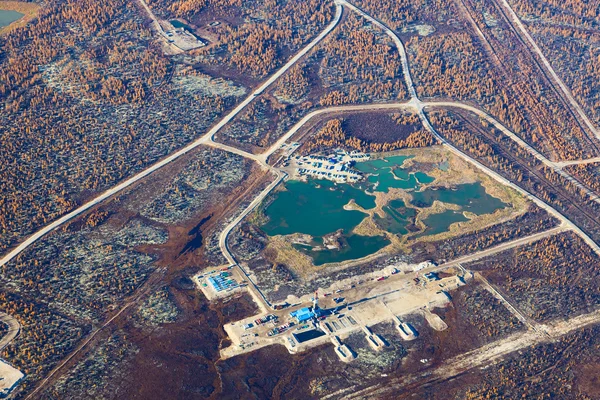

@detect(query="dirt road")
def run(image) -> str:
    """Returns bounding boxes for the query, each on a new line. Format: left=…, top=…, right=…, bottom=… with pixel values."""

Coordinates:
left=338, top=0, right=600, bottom=257
left=493, top=0, right=600, bottom=139
left=0, top=3, right=342, bottom=269
left=7, top=3, right=600, bottom=397
left=554, top=157, right=600, bottom=168
left=0, top=313, right=20, bottom=352
left=342, top=307, right=600, bottom=400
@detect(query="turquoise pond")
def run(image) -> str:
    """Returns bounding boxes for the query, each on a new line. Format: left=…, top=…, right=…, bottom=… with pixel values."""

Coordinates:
left=261, top=155, right=507, bottom=265
left=170, top=19, right=192, bottom=30
left=416, top=210, right=470, bottom=238
left=261, top=179, right=376, bottom=237
left=411, top=182, right=507, bottom=215
left=355, top=155, right=434, bottom=192
left=0, top=10, right=24, bottom=28
left=293, top=234, right=390, bottom=266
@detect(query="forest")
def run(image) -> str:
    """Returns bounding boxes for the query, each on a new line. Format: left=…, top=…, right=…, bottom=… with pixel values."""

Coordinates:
left=353, top=0, right=599, bottom=161
left=416, top=206, right=559, bottom=263
left=301, top=117, right=434, bottom=154
left=467, top=231, right=600, bottom=322
left=215, top=11, right=410, bottom=152
left=0, top=291, right=89, bottom=397
left=185, top=0, right=333, bottom=78
left=2, top=0, right=600, bottom=397
left=0, top=0, right=218, bottom=252
left=565, top=163, right=600, bottom=195
left=0, top=0, right=337, bottom=253
left=508, top=0, right=600, bottom=126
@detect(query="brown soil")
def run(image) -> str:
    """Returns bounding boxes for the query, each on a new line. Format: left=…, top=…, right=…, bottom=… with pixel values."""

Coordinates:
left=576, top=363, right=600, bottom=398
left=115, top=290, right=261, bottom=399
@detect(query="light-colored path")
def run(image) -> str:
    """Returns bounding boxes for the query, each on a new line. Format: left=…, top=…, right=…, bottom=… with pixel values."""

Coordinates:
left=136, top=0, right=165, bottom=35
left=217, top=170, right=286, bottom=310
left=206, top=141, right=263, bottom=165
left=425, top=101, right=600, bottom=202
left=555, top=157, right=600, bottom=168
left=494, top=0, right=600, bottom=139
left=218, top=170, right=285, bottom=266
left=11, top=2, right=600, bottom=396
left=439, top=225, right=567, bottom=269
left=474, top=270, right=545, bottom=334
left=0, top=313, right=20, bottom=352
left=338, top=0, right=416, bottom=99
left=0, top=3, right=342, bottom=269
left=341, top=307, right=600, bottom=400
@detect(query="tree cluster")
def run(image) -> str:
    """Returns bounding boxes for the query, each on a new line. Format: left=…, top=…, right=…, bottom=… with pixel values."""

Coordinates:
left=302, top=118, right=434, bottom=154
left=0, top=0, right=235, bottom=251
left=318, top=13, right=407, bottom=105
left=0, top=292, right=87, bottom=392
left=193, top=0, right=334, bottom=77
left=566, top=163, right=600, bottom=195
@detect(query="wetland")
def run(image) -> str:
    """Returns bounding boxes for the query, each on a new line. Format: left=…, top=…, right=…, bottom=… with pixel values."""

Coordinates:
left=259, top=150, right=512, bottom=266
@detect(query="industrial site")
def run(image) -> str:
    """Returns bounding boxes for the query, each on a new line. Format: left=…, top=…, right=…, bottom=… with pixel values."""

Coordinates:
left=3, top=0, right=600, bottom=398
left=194, top=139, right=559, bottom=370
left=212, top=261, right=464, bottom=362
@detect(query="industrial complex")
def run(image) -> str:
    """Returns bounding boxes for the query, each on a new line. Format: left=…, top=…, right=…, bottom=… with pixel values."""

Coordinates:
left=198, top=259, right=471, bottom=363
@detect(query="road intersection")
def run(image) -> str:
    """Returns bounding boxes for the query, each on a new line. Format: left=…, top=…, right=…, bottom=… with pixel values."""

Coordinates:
left=7, top=1, right=600, bottom=397
left=3, top=0, right=600, bottom=270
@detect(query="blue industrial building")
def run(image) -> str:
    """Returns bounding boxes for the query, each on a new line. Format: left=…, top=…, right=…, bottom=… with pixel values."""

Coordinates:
left=208, top=274, right=238, bottom=292
left=290, top=307, right=315, bottom=323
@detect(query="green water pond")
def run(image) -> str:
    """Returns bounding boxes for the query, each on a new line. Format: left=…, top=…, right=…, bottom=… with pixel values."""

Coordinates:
left=0, top=10, right=24, bottom=28
left=294, top=234, right=390, bottom=266
left=261, top=155, right=507, bottom=265
left=261, top=179, right=375, bottom=237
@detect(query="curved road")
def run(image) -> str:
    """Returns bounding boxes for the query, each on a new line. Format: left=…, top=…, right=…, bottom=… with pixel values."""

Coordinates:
left=0, top=2, right=343, bottom=269
left=216, top=169, right=286, bottom=309
left=216, top=0, right=600, bottom=313
left=342, top=0, right=600, bottom=256
left=6, top=3, right=600, bottom=396
left=0, top=313, right=20, bottom=352
left=338, top=0, right=417, bottom=99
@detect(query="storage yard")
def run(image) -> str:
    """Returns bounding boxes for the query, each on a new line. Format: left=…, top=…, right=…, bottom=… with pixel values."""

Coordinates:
left=216, top=261, right=471, bottom=361
left=194, top=266, right=248, bottom=301
left=163, top=26, right=205, bottom=51
left=286, top=149, right=368, bottom=183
